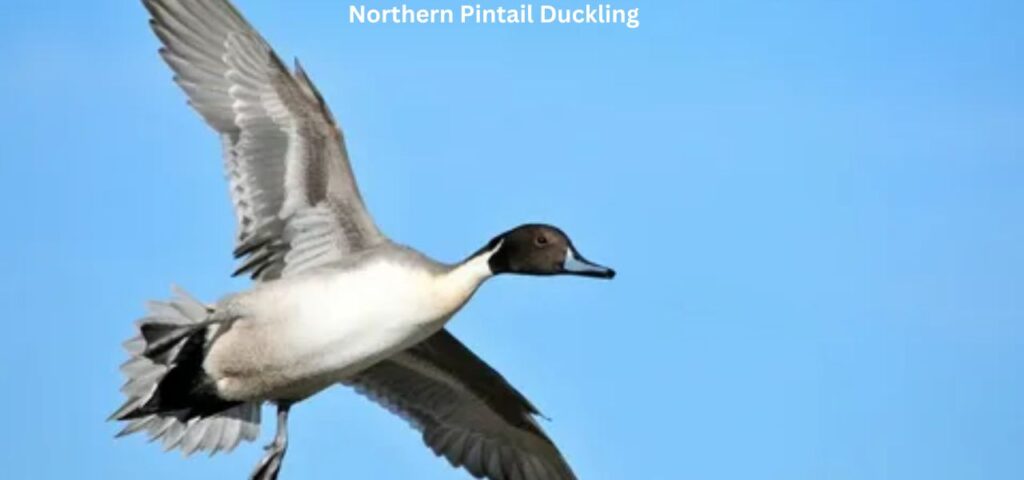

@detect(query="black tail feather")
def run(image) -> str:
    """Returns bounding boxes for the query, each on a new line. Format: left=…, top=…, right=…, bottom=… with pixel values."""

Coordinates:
left=111, top=287, right=262, bottom=454
left=116, top=324, right=239, bottom=421
left=140, top=323, right=197, bottom=364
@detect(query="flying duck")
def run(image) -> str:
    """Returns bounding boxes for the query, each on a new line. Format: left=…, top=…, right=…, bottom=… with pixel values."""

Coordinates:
left=111, top=1, right=615, bottom=479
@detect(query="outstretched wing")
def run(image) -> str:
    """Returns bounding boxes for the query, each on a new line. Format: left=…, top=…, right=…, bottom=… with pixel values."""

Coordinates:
left=349, top=330, right=578, bottom=480
left=143, top=0, right=383, bottom=280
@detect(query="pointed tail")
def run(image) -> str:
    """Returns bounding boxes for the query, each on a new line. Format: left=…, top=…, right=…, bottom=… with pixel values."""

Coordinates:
left=110, top=287, right=261, bottom=455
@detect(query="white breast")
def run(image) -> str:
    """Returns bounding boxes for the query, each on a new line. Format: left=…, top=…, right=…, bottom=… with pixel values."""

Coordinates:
left=207, top=256, right=492, bottom=401
left=284, top=262, right=455, bottom=355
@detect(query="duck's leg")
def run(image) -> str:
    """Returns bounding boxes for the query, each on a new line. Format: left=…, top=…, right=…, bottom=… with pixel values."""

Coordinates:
left=250, top=402, right=292, bottom=480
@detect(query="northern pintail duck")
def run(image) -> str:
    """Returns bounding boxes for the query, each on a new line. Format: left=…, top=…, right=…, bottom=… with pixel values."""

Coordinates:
left=112, top=1, right=615, bottom=479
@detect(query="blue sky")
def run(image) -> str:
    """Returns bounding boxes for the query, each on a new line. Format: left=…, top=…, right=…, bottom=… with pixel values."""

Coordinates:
left=1, top=0, right=1022, bottom=478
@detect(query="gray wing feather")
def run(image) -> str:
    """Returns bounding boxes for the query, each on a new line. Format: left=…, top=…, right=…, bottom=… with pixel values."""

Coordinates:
left=348, top=330, right=577, bottom=480
left=143, top=0, right=383, bottom=281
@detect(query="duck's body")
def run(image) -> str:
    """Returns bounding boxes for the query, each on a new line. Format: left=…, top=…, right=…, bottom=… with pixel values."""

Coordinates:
left=206, top=244, right=492, bottom=402
left=113, top=1, right=614, bottom=479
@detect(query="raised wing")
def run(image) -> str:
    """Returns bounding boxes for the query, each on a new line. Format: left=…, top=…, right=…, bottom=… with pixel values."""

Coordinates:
left=349, top=330, right=578, bottom=480
left=143, top=0, right=383, bottom=280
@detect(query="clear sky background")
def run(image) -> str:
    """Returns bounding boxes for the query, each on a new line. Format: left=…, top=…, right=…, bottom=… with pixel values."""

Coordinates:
left=1, top=0, right=1021, bottom=479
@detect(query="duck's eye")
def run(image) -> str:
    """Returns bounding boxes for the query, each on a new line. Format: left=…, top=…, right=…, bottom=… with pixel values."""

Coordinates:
left=535, top=235, right=548, bottom=247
